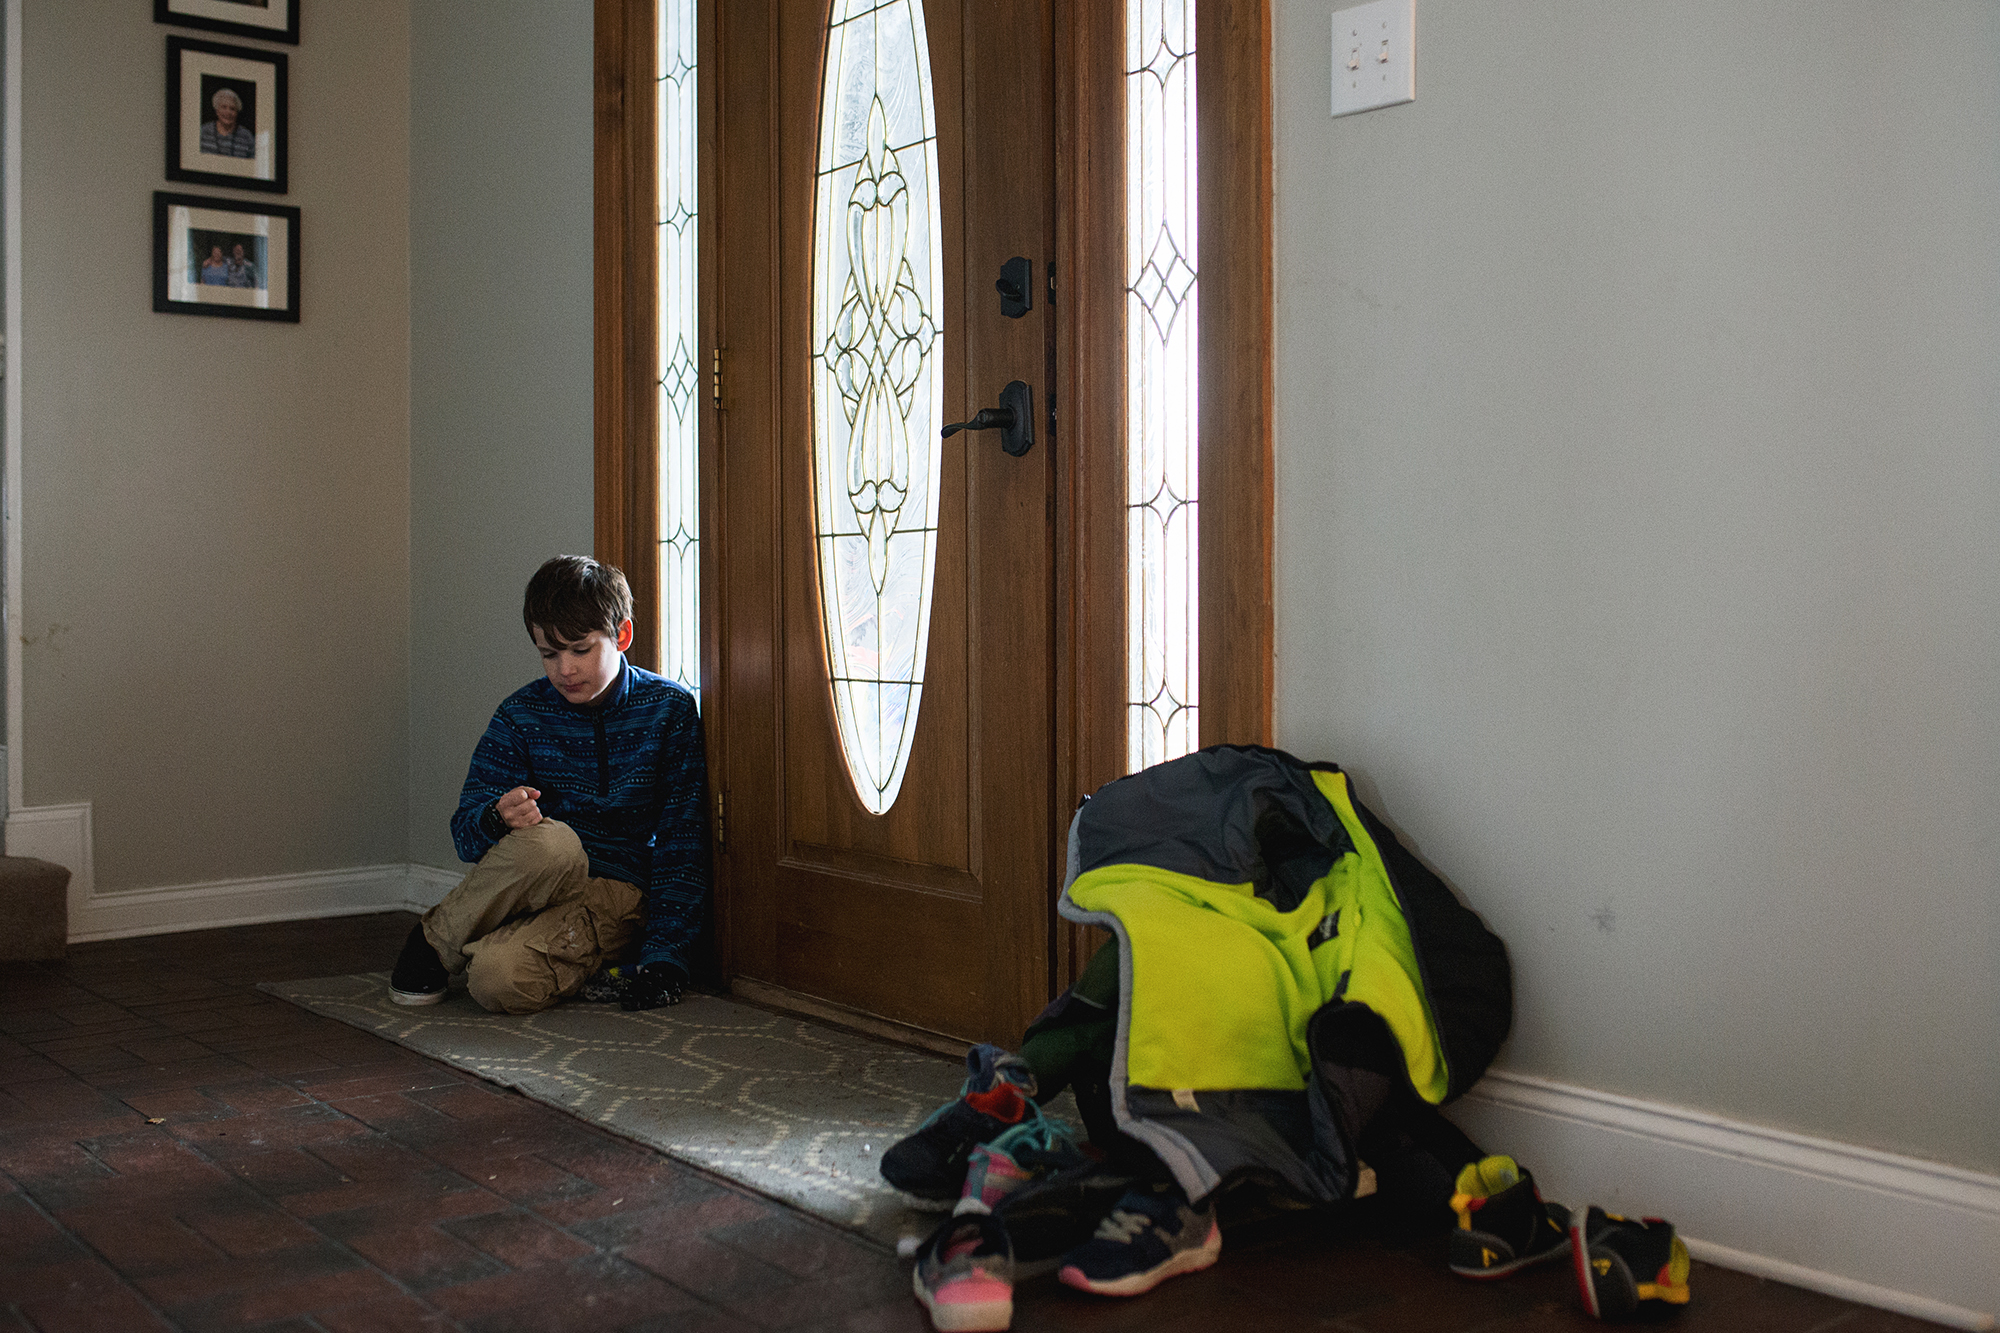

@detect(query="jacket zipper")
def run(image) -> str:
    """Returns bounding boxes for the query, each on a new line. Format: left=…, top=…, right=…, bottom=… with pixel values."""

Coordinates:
left=594, top=712, right=609, bottom=797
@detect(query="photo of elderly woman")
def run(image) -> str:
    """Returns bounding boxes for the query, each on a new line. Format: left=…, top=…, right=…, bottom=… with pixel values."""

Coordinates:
left=167, top=37, right=286, bottom=192
left=199, top=78, right=256, bottom=158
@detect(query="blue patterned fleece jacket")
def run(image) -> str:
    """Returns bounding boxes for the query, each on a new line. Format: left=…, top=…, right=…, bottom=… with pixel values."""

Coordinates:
left=451, top=661, right=709, bottom=971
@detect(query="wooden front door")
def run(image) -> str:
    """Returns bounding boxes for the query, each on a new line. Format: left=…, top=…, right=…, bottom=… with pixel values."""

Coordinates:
left=711, top=0, right=1057, bottom=1045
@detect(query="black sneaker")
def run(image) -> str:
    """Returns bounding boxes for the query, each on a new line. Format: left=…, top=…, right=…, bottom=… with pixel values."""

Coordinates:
left=1570, top=1205, right=1691, bottom=1319
left=1055, top=1180, right=1221, bottom=1297
left=576, top=962, right=687, bottom=1009
left=388, top=924, right=448, bottom=1006
left=881, top=1081, right=1034, bottom=1205
left=578, top=968, right=624, bottom=1003
left=618, top=962, right=687, bottom=1011
left=1447, top=1155, right=1572, bottom=1278
left=992, top=1158, right=1141, bottom=1264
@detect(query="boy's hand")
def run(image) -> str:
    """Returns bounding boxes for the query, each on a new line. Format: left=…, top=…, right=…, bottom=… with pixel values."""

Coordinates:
left=496, top=786, right=543, bottom=829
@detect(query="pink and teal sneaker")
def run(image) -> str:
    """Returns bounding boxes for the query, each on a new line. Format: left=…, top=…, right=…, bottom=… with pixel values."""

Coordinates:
left=912, top=1213, right=1014, bottom=1332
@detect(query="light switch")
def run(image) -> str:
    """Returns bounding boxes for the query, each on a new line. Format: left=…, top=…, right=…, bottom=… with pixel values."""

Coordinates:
left=1332, top=0, right=1414, bottom=118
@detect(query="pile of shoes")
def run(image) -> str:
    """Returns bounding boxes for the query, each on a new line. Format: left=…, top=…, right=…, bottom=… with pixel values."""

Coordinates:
left=891, top=1044, right=1224, bottom=1333
left=1449, top=1154, right=1692, bottom=1320
left=882, top=1045, right=1044, bottom=1207
left=889, top=1058, right=1691, bottom=1331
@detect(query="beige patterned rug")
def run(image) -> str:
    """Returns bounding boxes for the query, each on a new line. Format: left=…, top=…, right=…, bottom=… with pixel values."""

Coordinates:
left=262, top=974, right=1071, bottom=1248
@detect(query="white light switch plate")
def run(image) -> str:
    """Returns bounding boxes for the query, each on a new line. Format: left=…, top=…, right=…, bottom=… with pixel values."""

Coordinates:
left=1332, top=0, right=1415, bottom=118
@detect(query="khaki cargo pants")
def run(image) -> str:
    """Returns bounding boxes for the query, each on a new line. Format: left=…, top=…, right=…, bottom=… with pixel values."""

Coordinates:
left=420, top=820, right=642, bottom=1015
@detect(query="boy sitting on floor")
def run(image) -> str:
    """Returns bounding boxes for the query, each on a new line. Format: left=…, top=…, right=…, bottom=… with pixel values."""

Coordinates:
left=388, top=555, right=708, bottom=1014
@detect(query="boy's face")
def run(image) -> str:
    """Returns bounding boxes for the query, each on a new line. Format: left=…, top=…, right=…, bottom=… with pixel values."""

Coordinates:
left=533, top=619, right=634, bottom=707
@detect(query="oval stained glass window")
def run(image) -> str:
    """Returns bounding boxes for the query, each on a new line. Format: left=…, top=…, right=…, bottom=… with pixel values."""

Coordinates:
left=811, top=0, right=944, bottom=815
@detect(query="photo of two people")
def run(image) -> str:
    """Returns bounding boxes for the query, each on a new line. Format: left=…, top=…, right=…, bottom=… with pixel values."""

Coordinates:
left=188, top=228, right=266, bottom=290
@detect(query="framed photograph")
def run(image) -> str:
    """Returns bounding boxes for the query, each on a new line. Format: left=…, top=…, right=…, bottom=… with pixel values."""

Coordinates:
left=155, top=0, right=299, bottom=45
left=154, top=192, right=301, bottom=323
left=167, top=37, right=287, bottom=194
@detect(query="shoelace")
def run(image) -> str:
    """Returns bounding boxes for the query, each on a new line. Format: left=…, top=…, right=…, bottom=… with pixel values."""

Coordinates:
left=1091, top=1208, right=1154, bottom=1244
left=986, top=1108, right=1075, bottom=1159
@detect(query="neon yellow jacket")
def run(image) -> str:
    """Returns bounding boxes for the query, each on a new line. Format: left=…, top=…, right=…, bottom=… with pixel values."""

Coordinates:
left=1055, top=745, right=1512, bottom=1203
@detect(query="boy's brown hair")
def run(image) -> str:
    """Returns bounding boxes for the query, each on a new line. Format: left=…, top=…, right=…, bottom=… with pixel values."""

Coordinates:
left=522, top=555, right=633, bottom=647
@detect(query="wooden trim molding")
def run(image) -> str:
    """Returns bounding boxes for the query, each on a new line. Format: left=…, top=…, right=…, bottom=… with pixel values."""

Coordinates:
left=594, top=0, right=661, bottom=671
left=1197, top=0, right=1275, bottom=749
left=1053, top=0, right=1275, bottom=988
left=1052, top=0, right=1127, bottom=988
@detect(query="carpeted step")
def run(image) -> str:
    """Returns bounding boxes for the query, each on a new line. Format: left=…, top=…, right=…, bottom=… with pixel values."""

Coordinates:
left=0, top=856, right=70, bottom=960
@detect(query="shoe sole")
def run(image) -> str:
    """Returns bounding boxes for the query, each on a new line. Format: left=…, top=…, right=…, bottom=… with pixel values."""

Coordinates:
left=1449, top=1228, right=1572, bottom=1279
left=911, top=1268, right=1011, bottom=1332
left=1057, top=1219, right=1221, bottom=1297
left=389, top=987, right=446, bottom=1007
left=896, top=1190, right=958, bottom=1212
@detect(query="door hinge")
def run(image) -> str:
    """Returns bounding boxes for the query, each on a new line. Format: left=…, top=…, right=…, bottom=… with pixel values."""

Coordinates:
left=711, top=347, right=725, bottom=410
left=712, top=787, right=725, bottom=848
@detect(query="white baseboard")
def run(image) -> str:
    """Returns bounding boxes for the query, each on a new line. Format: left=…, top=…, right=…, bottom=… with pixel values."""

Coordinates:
left=0, top=795, right=462, bottom=940
left=404, top=863, right=461, bottom=911
left=67, top=863, right=433, bottom=942
left=1453, top=1069, right=1999, bottom=1330
left=6, top=801, right=94, bottom=924
left=65, top=862, right=462, bottom=941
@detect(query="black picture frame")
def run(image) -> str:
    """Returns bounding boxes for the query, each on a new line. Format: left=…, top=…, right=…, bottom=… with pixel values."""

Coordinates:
left=154, top=192, right=302, bottom=323
left=155, top=0, right=299, bottom=46
left=167, top=37, right=288, bottom=194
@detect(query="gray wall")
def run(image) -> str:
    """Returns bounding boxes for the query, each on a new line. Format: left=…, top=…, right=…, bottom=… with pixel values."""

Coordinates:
left=408, top=0, right=595, bottom=871
left=1273, top=0, right=1999, bottom=1172
left=17, top=0, right=1992, bottom=1181
left=19, top=0, right=411, bottom=889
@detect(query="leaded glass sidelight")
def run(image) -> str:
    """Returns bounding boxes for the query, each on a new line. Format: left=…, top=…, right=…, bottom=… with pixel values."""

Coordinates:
left=811, top=0, right=944, bottom=815
left=657, top=0, right=700, bottom=695
left=1126, top=0, right=1200, bottom=771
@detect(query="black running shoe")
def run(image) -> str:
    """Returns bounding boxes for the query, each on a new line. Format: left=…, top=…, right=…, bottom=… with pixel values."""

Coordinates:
left=881, top=1081, right=1033, bottom=1204
left=1570, top=1205, right=1691, bottom=1319
left=1447, top=1155, right=1572, bottom=1279
left=575, top=962, right=688, bottom=1009
left=388, top=924, right=448, bottom=1006
left=578, top=968, right=624, bottom=1003
left=1056, top=1180, right=1221, bottom=1297
left=992, top=1158, right=1140, bottom=1263
left=618, top=962, right=687, bottom=1011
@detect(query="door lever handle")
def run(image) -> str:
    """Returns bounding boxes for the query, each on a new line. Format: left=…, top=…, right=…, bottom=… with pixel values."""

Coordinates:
left=941, top=407, right=1012, bottom=437
left=941, top=380, right=1034, bottom=456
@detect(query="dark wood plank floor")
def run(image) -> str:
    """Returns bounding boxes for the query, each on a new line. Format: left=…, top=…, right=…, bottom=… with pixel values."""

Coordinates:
left=0, top=912, right=1945, bottom=1333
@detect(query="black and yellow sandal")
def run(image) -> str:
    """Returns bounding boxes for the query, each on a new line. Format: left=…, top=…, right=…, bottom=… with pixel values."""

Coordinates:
left=1569, top=1205, right=1692, bottom=1319
left=1447, top=1155, right=1571, bottom=1279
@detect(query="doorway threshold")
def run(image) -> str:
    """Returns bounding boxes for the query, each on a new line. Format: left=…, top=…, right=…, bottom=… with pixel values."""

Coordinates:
left=729, top=976, right=972, bottom=1062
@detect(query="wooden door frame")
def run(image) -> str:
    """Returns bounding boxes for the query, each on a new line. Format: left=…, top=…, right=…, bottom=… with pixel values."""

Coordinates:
left=594, top=0, right=1273, bottom=998
left=594, top=0, right=661, bottom=669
